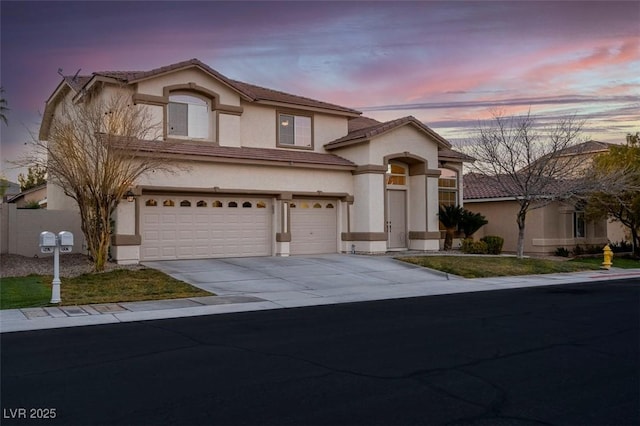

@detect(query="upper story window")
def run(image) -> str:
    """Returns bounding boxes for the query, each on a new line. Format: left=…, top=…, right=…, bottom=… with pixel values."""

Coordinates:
left=278, top=113, right=312, bottom=148
left=438, top=168, right=458, bottom=207
left=168, top=94, right=210, bottom=139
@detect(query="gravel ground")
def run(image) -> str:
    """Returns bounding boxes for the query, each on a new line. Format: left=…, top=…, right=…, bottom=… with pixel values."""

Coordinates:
left=0, top=253, right=146, bottom=278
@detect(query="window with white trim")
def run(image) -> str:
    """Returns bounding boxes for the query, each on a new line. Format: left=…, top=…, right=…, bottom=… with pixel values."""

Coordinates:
left=438, top=168, right=458, bottom=207
left=168, top=94, right=210, bottom=139
left=278, top=113, right=312, bottom=148
left=574, top=207, right=586, bottom=238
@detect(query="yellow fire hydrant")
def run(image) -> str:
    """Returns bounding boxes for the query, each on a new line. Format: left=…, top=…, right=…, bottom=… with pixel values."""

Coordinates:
left=602, top=244, right=614, bottom=270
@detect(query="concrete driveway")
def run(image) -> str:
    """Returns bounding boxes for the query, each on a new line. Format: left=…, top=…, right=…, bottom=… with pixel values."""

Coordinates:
left=143, top=254, right=453, bottom=307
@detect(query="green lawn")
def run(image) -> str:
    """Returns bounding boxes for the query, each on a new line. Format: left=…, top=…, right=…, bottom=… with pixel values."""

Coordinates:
left=569, top=256, right=640, bottom=269
left=0, top=269, right=212, bottom=310
left=399, top=255, right=602, bottom=278
left=0, top=275, right=53, bottom=310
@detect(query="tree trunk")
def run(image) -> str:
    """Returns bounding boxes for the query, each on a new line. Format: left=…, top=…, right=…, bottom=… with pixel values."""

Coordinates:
left=516, top=208, right=527, bottom=258
left=444, top=228, right=455, bottom=251
left=631, top=226, right=640, bottom=258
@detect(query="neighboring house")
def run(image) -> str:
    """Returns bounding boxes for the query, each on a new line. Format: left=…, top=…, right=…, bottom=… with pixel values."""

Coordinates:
left=7, top=183, right=47, bottom=208
left=463, top=141, right=618, bottom=255
left=39, top=58, right=471, bottom=263
left=1, top=180, right=21, bottom=202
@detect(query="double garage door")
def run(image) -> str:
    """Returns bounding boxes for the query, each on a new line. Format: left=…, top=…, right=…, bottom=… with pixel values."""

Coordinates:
left=141, top=196, right=337, bottom=260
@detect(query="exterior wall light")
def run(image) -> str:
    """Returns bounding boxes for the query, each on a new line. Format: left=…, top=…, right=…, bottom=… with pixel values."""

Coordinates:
left=125, top=190, right=135, bottom=203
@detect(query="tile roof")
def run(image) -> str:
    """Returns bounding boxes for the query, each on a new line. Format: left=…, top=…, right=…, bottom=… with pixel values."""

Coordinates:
left=73, top=58, right=359, bottom=115
left=463, top=173, right=572, bottom=200
left=556, top=140, right=614, bottom=156
left=230, top=80, right=361, bottom=114
left=117, top=138, right=356, bottom=168
left=438, top=148, right=475, bottom=163
left=325, top=116, right=451, bottom=149
left=347, top=116, right=382, bottom=132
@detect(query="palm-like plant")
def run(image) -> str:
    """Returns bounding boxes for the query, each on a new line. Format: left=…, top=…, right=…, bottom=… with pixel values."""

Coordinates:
left=460, top=210, right=488, bottom=239
left=438, top=204, right=464, bottom=250
left=0, top=87, right=8, bottom=126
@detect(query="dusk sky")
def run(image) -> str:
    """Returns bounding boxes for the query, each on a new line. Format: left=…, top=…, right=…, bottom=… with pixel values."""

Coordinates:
left=1, top=1, right=638, bottom=182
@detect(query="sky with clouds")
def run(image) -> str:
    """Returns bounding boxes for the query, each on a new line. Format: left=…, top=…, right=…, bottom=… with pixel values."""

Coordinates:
left=1, top=0, right=638, bottom=181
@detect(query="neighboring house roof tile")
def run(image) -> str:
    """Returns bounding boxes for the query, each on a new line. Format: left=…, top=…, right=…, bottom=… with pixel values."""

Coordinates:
left=122, top=139, right=356, bottom=168
left=7, top=183, right=47, bottom=203
left=464, top=173, right=579, bottom=201
left=325, top=115, right=452, bottom=149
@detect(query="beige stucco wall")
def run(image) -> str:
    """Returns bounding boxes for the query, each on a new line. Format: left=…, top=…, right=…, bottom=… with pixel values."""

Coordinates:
left=466, top=200, right=609, bottom=255
left=138, top=161, right=353, bottom=194
left=0, top=203, right=85, bottom=257
left=238, top=103, right=348, bottom=152
left=136, top=68, right=241, bottom=106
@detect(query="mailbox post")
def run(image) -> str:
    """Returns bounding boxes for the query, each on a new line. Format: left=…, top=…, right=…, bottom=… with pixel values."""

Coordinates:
left=39, top=231, right=74, bottom=304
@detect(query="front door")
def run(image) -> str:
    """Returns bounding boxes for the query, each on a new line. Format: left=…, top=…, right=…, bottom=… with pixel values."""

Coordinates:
left=387, top=190, right=407, bottom=249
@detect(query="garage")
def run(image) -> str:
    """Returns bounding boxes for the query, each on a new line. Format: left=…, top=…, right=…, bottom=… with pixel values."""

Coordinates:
left=141, top=195, right=272, bottom=260
left=290, top=200, right=338, bottom=255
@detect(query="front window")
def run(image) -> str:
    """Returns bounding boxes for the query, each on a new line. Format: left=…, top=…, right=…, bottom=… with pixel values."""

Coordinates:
left=438, top=168, right=458, bottom=207
left=386, top=163, right=407, bottom=186
left=278, top=113, right=312, bottom=148
left=574, top=210, right=586, bottom=238
left=168, top=94, right=210, bottom=139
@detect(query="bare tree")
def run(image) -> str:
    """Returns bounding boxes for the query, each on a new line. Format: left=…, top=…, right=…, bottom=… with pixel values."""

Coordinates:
left=464, top=110, right=596, bottom=258
left=0, top=86, right=9, bottom=126
left=19, top=92, right=177, bottom=271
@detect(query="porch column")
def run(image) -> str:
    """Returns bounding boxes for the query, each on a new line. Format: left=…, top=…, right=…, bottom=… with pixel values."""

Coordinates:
left=342, top=165, right=387, bottom=254
left=408, top=164, right=441, bottom=251
left=275, top=193, right=292, bottom=256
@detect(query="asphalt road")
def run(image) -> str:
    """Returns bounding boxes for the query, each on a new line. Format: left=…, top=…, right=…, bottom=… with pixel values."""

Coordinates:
left=2, top=279, right=639, bottom=426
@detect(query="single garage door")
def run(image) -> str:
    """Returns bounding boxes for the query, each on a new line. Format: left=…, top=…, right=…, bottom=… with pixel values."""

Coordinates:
left=141, top=196, right=272, bottom=260
left=290, top=200, right=338, bottom=255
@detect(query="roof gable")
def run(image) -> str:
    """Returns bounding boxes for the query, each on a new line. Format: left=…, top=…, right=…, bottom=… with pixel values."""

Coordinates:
left=324, top=116, right=452, bottom=150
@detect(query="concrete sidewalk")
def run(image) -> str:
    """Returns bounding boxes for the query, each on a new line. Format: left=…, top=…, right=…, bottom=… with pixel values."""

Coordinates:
left=2, top=254, right=639, bottom=333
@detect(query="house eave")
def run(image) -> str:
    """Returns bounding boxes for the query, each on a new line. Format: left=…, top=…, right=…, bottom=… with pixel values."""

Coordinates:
left=253, top=100, right=361, bottom=117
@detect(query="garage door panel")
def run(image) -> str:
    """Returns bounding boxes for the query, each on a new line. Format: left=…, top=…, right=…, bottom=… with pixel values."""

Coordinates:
left=291, top=200, right=337, bottom=255
left=141, top=196, right=272, bottom=260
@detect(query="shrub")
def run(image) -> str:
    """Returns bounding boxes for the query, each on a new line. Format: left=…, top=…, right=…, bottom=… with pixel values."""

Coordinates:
left=554, top=247, right=570, bottom=257
left=459, top=210, right=488, bottom=239
left=481, top=235, right=504, bottom=255
left=610, top=240, right=633, bottom=253
left=21, top=200, right=41, bottom=209
left=585, top=244, right=603, bottom=254
left=461, top=238, right=488, bottom=254
left=572, top=245, right=584, bottom=256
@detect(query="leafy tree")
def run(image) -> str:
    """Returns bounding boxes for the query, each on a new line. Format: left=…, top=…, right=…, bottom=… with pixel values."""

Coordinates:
left=18, top=165, right=47, bottom=191
left=584, top=132, right=640, bottom=256
left=0, top=87, right=8, bottom=126
left=465, top=110, right=600, bottom=258
left=460, top=210, right=488, bottom=239
left=18, top=92, right=177, bottom=272
left=438, top=204, right=464, bottom=250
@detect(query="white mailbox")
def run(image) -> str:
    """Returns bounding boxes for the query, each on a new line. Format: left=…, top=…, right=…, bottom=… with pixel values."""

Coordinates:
left=40, top=231, right=57, bottom=253
left=58, top=231, right=73, bottom=246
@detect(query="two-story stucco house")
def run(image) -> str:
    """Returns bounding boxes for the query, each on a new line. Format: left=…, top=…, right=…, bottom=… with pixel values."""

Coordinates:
left=39, top=59, right=471, bottom=264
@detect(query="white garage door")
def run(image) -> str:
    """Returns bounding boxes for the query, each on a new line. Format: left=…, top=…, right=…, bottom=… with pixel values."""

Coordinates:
left=290, top=200, right=338, bottom=255
left=141, top=196, right=272, bottom=260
